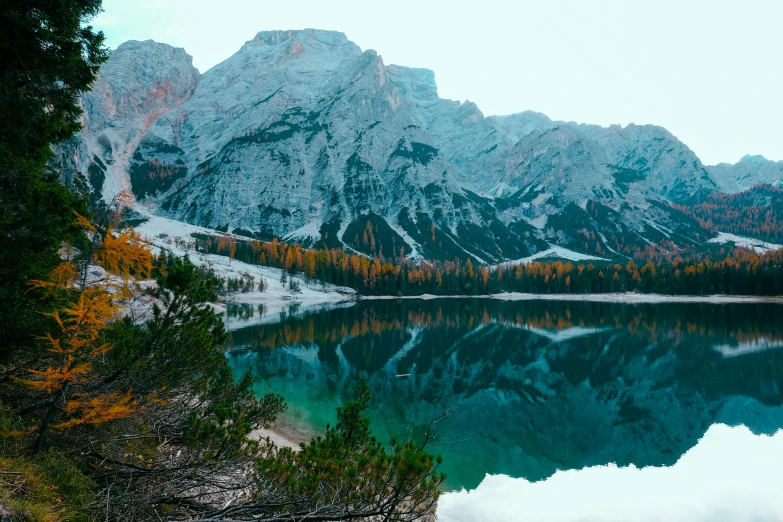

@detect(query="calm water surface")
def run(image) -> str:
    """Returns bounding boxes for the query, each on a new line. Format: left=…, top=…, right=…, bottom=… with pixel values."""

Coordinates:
left=225, top=299, right=783, bottom=521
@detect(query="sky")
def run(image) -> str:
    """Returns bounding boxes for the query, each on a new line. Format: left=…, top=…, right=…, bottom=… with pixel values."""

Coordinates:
left=93, top=0, right=783, bottom=166
left=439, top=424, right=783, bottom=522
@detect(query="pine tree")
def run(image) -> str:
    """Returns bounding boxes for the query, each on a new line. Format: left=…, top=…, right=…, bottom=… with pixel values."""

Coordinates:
left=0, top=2, right=108, bottom=347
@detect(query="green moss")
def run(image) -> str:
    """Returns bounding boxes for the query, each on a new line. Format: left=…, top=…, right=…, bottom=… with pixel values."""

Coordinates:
left=0, top=407, right=96, bottom=522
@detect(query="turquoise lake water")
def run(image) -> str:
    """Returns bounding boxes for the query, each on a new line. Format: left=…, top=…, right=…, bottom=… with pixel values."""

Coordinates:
left=225, top=299, right=783, bottom=521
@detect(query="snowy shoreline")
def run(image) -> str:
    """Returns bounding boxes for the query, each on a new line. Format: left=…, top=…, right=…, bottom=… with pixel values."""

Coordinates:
left=359, top=292, right=783, bottom=304
left=134, top=215, right=358, bottom=325
left=133, top=216, right=783, bottom=312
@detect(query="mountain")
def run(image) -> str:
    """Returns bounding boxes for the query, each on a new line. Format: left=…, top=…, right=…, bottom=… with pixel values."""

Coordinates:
left=60, top=29, right=772, bottom=264
left=56, top=40, right=200, bottom=204
left=708, top=154, right=783, bottom=194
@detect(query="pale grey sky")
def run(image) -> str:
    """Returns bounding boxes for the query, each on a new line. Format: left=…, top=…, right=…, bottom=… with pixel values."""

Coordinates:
left=94, top=0, right=783, bottom=166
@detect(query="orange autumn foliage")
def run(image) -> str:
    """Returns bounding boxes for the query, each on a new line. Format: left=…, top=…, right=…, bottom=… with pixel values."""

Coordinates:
left=95, top=226, right=152, bottom=284
left=56, top=390, right=139, bottom=429
left=20, top=209, right=152, bottom=433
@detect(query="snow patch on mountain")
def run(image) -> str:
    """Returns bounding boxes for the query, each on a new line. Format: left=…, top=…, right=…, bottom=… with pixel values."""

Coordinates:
left=388, top=222, right=423, bottom=260
left=283, top=220, right=322, bottom=243
left=707, top=232, right=783, bottom=253
left=498, top=246, right=608, bottom=266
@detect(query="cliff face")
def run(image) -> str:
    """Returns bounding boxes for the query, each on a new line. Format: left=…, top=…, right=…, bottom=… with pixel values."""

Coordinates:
left=62, top=29, right=777, bottom=263
left=58, top=40, right=199, bottom=203
left=708, top=154, right=783, bottom=193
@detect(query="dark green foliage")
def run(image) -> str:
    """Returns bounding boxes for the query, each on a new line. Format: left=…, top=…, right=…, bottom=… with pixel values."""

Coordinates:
left=509, top=219, right=550, bottom=254
left=312, top=220, right=343, bottom=250
left=344, top=212, right=407, bottom=259
left=343, top=153, right=386, bottom=211
left=678, top=184, right=783, bottom=242
left=452, top=190, right=548, bottom=262
left=390, top=139, right=439, bottom=166
left=609, top=164, right=647, bottom=193
left=117, top=209, right=149, bottom=229
left=0, top=167, right=86, bottom=346
left=646, top=199, right=710, bottom=243
left=544, top=201, right=653, bottom=257
left=397, top=209, right=480, bottom=263
left=199, top=222, right=783, bottom=297
left=0, top=0, right=107, bottom=157
left=128, top=145, right=187, bottom=200
left=87, top=156, right=106, bottom=191
left=228, top=109, right=327, bottom=148
left=494, top=184, right=545, bottom=212
left=247, top=379, right=444, bottom=520
left=0, top=0, right=107, bottom=347
left=129, top=159, right=186, bottom=199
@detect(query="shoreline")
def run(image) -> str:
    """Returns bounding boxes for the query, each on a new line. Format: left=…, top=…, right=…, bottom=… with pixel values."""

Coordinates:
left=358, top=292, right=783, bottom=304
left=251, top=412, right=319, bottom=451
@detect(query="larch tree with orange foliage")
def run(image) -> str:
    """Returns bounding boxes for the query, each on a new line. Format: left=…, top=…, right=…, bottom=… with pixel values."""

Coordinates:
left=18, top=193, right=152, bottom=452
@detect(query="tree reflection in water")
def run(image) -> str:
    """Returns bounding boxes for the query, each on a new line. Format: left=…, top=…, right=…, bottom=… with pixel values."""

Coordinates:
left=227, top=299, right=783, bottom=489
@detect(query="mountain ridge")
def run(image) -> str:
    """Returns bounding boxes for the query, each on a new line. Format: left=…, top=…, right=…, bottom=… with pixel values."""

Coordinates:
left=58, top=30, right=782, bottom=263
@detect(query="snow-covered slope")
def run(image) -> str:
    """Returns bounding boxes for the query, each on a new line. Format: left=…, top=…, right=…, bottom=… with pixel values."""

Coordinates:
left=59, top=29, right=775, bottom=264
left=707, top=232, right=783, bottom=253
left=134, top=213, right=356, bottom=319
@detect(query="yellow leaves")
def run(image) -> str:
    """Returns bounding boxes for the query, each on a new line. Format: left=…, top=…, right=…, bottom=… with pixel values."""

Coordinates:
left=28, top=262, right=78, bottom=297
left=95, top=227, right=152, bottom=282
left=20, top=362, right=91, bottom=393
left=56, top=390, right=138, bottom=429
left=55, top=288, right=118, bottom=344
left=74, top=211, right=96, bottom=232
left=21, top=271, right=120, bottom=416
left=18, top=201, right=156, bottom=435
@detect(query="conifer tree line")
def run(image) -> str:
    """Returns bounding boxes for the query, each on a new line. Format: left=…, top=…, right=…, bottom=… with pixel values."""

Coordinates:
left=673, top=184, right=783, bottom=242
left=0, top=2, right=444, bottom=520
left=197, top=233, right=783, bottom=296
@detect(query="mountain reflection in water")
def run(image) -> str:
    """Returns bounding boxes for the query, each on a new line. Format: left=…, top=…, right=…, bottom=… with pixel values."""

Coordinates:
left=226, top=299, right=783, bottom=491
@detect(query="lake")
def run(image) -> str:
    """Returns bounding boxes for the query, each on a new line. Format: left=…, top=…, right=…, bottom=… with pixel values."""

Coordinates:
left=225, top=298, right=783, bottom=521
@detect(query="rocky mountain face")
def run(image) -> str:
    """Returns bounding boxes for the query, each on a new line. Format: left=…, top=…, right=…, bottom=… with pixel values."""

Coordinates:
left=58, top=40, right=199, bottom=204
left=708, top=154, right=783, bottom=194
left=60, top=29, right=772, bottom=263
